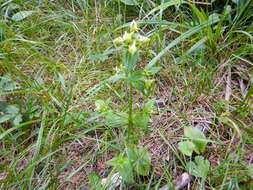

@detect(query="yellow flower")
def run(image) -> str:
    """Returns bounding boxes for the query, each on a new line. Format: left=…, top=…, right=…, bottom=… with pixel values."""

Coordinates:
left=130, top=20, right=138, bottom=32
left=145, top=79, right=154, bottom=88
left=122, top=31, right=133, bottom=44
left=113, top=37, right=124, bottom=45
left=128, top=41, right=137, bottom=55
left=137, top=35, right=150, bottom=44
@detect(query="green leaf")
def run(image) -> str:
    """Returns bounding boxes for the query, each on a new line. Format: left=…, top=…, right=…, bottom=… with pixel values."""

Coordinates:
left=0, top=74, right=19, bottom=91
left=133, top=112, right=149, bottom=129
left=184, top=127, right=207, bottom=153
left=105, top=111, right=128, bottom=128
left=13, top=114, right=22, bottom=126
left=146, top=16, right=220, bottom=69
left=109, top=73, right=126, bottom=83
left=128, top=71, right=145, bottom=82
left=123, top=51, right=138, bottom=71
left=88, top=172, right=104, bottom=190
left=248, top=164, right=253, bottom=178
left=11, top=11, right=34, bottom=21
left=107, top=154, right=134, bottom=183
left=178, top=141, right=196, bottom=156
left=144, top=66, right=162, bottom=75
left=186, top=156, right=210, bottom=179
left=143, top=99, right=154, bottom=114
left=126, top=146, right=151, bottom=176
left=0, top=114, right=13, bottom=124
left=133, top=100, right=154, bottom=129
left=120, top=0, right=139, bottom=5
left=0, top=104, right=22, bottom=125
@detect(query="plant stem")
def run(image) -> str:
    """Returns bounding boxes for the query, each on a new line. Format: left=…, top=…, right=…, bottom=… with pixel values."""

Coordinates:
left=127, top=81, right=134, bottom=143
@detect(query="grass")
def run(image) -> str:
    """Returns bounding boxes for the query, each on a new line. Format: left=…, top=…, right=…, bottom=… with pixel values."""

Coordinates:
left=0, top=0, right=253, bottom=189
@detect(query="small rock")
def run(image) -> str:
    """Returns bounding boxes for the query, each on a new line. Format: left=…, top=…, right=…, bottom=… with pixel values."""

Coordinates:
left=0, top=172, right=7, bottom=180
left=101, top=172, right=122, bottom=190
left=158, top=172, right=192, bottom=190
left=175, top=172, right=192, bottom=190
left=158, top=185, right=169, bottom=190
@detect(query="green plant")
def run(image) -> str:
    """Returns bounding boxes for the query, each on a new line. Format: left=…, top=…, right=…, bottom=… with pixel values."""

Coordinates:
left=178, top=126, right=208, bottom=156
left=187, top=156, right=210, bottom=190
left=95, top=20, right=159, bottom=184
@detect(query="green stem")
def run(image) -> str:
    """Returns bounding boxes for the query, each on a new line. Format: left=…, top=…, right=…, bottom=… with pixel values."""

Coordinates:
left=127, top=81, right=133, bottom=143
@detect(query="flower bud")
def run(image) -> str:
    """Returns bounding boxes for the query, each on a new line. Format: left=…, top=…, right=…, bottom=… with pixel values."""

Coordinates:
left=122, top=31, right=133, bottom=44
left=145, top=79, right=154, bottom=89
left=130, top=20, right=138, bottom=32
left=113, top=37, right=124, bottom=45
left=128, top=41, right=137, bottom=55
left=137, top=35, right=150, bottom=44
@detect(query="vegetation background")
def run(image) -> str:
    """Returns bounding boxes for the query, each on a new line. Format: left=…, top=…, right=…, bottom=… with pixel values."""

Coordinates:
left=0, top=0, right=252, bottom=189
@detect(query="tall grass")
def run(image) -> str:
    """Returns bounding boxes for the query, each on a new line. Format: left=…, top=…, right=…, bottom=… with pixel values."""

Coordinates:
left=0, top=0, right=252, bottom=189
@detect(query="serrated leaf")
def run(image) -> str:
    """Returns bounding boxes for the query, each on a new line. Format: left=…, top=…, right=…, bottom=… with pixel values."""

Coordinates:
left=184, top=126, right=207, bottom=153
left=120, top=0, right=139, bottom=5
left=134, top=148, right=151, bottom=176
left=186, top=156, right=210, bottom=179
left=107, top=154, right=134, bottom=183
left=178, top=141, right=196, bottom=156
left=133, top=112, right=149, bottom=129
left=126, top=146, right=151, bottom=176
left=11, top=10, right=34, bottom=21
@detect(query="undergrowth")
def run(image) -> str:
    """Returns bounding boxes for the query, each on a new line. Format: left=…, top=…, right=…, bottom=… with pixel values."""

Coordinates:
left=0, top=0, right=252, bottom=189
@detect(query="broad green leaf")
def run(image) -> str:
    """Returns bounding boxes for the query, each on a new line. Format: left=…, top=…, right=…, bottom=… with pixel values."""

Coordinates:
left=133, top=112, right=149, bottom=129
left=120, top=0, right=139, bottom=5
left=128, top=71, right=145, bottom=82
left=186, top=156, right=210, bottom=179
left=105, top=111, right=128, bottom=128
left=143, top=99, right=154, bottom=114
left=178, top=141, right=196, bottom=156
left=0, top=104, right=22, bottom=125
left=13, top=114, right=22, bottom=126
left=126, top=146, right=151, bottom=176
left=184, top=127, right=207, bottom=153
left=107, top=154, right=134, bottom=183
left=0, top=114, right=13, bottom=124
left=134, top=148, right=151, bottom=176
left=5, top=105, right=19, bottom=114
left=123, top=51, right=138, bottom=71
left=11, top=11, right=34, bottom=21
left=109, top=73, right=126, bottom=83
left=0, top=74, right=19, bottom=91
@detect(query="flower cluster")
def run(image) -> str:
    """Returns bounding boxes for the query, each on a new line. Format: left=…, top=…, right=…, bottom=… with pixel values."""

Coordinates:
left=113, top=20, right=150, bottom=55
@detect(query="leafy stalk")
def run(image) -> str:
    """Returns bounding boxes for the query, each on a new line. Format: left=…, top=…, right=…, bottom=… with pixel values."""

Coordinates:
left=127, top=80, right=134, bottom=143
